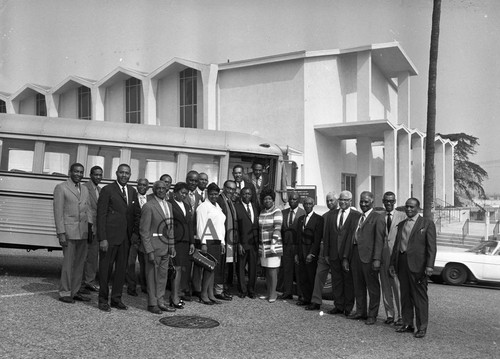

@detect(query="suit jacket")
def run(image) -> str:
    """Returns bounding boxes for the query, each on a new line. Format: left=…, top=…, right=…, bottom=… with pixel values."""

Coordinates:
left=281, top=207, right=306, bottom=247
left=234, top=179, right=258, bottom=209
left=83, top=181, right=100, bottom=233
left=246, top=172, right=271, bottom=200
left=184, top=190, right=203, bottom=239
left=97, top=182, right=138, bottom=245
left=377, top=209, right=406, bottom=265
left=169, top=199, right=194, bottom=245
left=53, top=179, right=91, bottom=240
left=139, top=198, right=174, bottom=256
left=344, top=210, right=385, bottom=264
left=323, top=208, right=360, bottom=261
left=217, top=193, right=239, bottom=246
left=390, top=215, right=437, bottom=274
left=234, top=201, right=259, bottom=250
left=296, top=212, right=324, bottom=258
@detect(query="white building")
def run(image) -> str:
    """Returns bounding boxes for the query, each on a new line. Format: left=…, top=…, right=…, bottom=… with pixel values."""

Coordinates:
left=0, top=42, right=454, bottom=207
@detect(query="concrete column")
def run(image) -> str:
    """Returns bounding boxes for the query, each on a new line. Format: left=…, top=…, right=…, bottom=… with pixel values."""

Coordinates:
left=47, top=93, right=59, bottom=117
left=434, top=140, right=445, bottom=206
left=313, top=132, right=341, bottom=206
left=445, top=143, right=455, bottom=206
left=201, top=64, right=218, bottom=130
left=93, top=86, right=105, bottom=121
left=356, top=136, right=372, bottom=201
left=384, top=129, right=397, bottom=195
left=4, top=99, right=15, bottom=113
left=411, top=134, right=424, bottom=201
left=142, top=78, right=157, bottom=125
left=356, top=51, right=371, bottom=122
left=397, top=72, right=410, bottom=127
left=397, top=130, right=411, bottom=202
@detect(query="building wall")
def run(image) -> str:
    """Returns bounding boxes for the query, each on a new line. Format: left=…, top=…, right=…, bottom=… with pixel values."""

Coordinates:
left=19, top=97, right=35, bottom=115
left=104, top=82, right=124, bottom=122
left=58, top=88, right=78, bottom=119
left=218, top=60, right=305, bottom=151
left=157, top=73, right=178, bottom=126
left=371, top=63, right=397, bottom=122
left=338, top=53, right=358, bottom=123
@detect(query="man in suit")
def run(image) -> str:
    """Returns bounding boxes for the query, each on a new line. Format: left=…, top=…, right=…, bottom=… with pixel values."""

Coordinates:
left=97, top=163, right=138, bottom=312
left=140, top=180, right=176, bottom=314
left=305, top=192, right=338, bottom=311
left=323, top=190, right=360, bottom=315
left=197, top=172, right=208, bottom=202
left=390, top=198, right=436, bottom=338
left=160, top=173, right=173, bottom=200
left=343, top=191, right=385, bottom=325
left=277, top=192, right=305, bottom=300
left=295, top=197, right=324, bottom=306
left=234, top=186, right=259, bottom=299
left=215, top=180, right=238, bottom=300
left=81, top=165, right=102, bottom=293
left=379, top=191, right=405, bottom=326
left=126, top=178, right=149, bottom=296
left=247, top=161, right=270, bottom=203
left=53, top=162, right=92, bottom=303
left=232, top=164, right=257, bottom=206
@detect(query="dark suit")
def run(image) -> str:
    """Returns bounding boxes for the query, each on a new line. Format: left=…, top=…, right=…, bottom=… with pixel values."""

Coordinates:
left=344, top=209, right=384, bottom=319
left=234, top=180, right=258, bottom=210
left=323, top=208, right=360, bottom=313
left=278, top=207, right=305, bottom=296
left=97, top=182, right=138, bottom=305
left=82, top=180, right=100, bottom=287
left=217, top=193, right=238, bottom=289
left=391, top=215, right=436, bottom=331
left=183, top=190, right=203, bottom=294
left=296, top=212, right=324, bottom=303
left=234, top=201, right=259, bottom=296
left=247, top=172, right=270, bottom=204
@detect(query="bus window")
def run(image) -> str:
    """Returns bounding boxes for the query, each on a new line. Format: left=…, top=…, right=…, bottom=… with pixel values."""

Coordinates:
left=0, top=138, right=35, bottom=172
left=43, top=142, right=78, bottom=175
left=130, top=148, right=177, bottom=182
left=187, top=154, right=220, bottom=184
left=87, top=145, right=121, bottom=179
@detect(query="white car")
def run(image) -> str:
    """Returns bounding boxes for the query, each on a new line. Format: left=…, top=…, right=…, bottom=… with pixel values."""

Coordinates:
left=433, top=240, right=500, bottom=285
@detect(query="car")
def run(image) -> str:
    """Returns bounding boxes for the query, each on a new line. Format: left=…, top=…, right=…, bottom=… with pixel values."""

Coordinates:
left=433, top=240, right=500, bottom=285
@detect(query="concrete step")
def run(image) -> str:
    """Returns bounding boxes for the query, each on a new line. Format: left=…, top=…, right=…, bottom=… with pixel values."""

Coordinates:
left=436, top=233, right=483, bottom=249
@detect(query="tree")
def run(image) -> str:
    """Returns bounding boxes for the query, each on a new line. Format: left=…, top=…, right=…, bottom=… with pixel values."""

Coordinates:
left=437, top=133, right=488, bottom=206
left=423, top=0, right=442, bottom=220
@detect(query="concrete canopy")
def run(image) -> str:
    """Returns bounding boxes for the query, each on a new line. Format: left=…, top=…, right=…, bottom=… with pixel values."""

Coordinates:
left=150, top=58, right=208, bottom=80
left=52, top=76, right=96, bottom=94
left=314, top=120, right=397, bottom=141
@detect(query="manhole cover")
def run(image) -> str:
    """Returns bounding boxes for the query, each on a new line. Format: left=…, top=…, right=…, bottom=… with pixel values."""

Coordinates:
left=159, top=315, right=220, bottom=329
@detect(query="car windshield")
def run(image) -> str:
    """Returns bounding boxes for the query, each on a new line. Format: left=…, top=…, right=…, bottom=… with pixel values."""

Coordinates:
left=466, top=241, right=498, bottom=254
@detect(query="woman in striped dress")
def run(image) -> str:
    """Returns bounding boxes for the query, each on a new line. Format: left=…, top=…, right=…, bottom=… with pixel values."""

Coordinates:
left=258, top=188, right=283, bottom=303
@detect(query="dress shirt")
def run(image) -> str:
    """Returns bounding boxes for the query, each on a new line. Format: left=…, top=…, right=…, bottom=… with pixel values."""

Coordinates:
left=289, top=207, right=297, bottom=226
left=337, top=207, right=352, bottom=228
left=245, top=201, right=254, bottom=223
left=304, top=211, right=314, bottom=227
left=155, top=196, right=169, bottom=218
left=386, top=210, right=394, bottom=233
left=400, top=214, right=419, bottom=252
left=175, top=199, right=186, bottom=216
left=138, top=194, right=147, bottom=208
left=117, top=181, right=128, bottom=204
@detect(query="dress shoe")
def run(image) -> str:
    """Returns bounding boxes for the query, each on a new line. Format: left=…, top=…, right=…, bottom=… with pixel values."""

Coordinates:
left=305, top=303, right=321, bottom=311
left=296, top=300, right=309, bottom=306
left=259, top=295, right=269, bottom=300
left=127, top=289, right=138, bottom=297
left=328, top=307, right=344, bottom=315
left=414, top=329, right=426, bottom=338
left=365, top=317, right=376, bottom=325
left=78, top=287, right=90, bottom=295
left=110, top=301, right=128, bottom=310
left=98, top=303, right=111, bottom=312
left=223, top=291, right=233, bottom=299
left=199, top=298, right=214, bottom=305
left=86, top=283, right=99, bottom=292
left=347, top=313, right=367, bottom=320
left=396, top=325, right=415, bottom=333
left=268, top=298, right=277, bottom=303
left=277, top=294, right=293, bottom=300
left=58, top=296, right=75, bottom=304
left=344, top=310, right=351, bottom=317
left=158, top=304, right=176, bottom=312
left=180, top=295, right=192, bottom=302
left=148, top=305, right=162, bottom=314
left=214, top=293, right=232, bottom=301
left=238, top=292, right=246, bottom=299
left=73, top=294, right=91, bottom=302
left=170, top=302, right=184, bottom=309
left=394, top=318, right=403, bottom=326
left=248, top=293, right=256, bottom=299
left=191, top=291, right=202, bottom=300
left=384, top=317, right=395, bottom=325
left=210, top=299, right=223, bottom=305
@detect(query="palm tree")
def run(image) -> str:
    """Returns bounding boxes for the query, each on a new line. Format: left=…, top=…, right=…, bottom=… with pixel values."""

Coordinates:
left=423, top=0, right=442, bottom=220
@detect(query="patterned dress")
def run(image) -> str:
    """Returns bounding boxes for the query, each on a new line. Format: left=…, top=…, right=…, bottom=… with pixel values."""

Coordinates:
left=259, top=205, right=283, bottom=268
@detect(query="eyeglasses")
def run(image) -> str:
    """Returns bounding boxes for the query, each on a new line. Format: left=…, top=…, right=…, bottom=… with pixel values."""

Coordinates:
left=383, top=200, right=396, bottom=204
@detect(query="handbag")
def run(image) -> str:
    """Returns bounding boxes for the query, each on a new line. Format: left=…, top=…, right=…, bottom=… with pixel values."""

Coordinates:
left=168, top=256, right=176, bottom=280
left=191, top=248, right=218, bottom=271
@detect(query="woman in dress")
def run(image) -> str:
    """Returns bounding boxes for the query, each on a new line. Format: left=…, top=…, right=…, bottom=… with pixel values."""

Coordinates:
left=196, top=183, right=226, bottom=305
left=258, top=188, right=283, bottom=303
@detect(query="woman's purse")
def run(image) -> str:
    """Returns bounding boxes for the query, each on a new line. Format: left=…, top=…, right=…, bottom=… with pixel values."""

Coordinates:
left=191, top=248, right=218, bottom=271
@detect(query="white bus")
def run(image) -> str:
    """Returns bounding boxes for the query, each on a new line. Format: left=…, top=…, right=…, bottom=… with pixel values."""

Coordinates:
left=0, top=114, right=289, bottom=250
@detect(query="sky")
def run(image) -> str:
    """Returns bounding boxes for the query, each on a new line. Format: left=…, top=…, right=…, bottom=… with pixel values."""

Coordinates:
left=1, top=0, right=499, bottom=193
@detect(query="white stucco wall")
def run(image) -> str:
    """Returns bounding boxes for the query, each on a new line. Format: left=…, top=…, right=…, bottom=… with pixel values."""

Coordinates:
left=58, top=88, right=78, bottom=119
left=338, top=53, right=358, bottom=123
left=157, top=73, right=178, bottom=126
left=371, top=63, right=397, bottom=122
left=104, top=82, right=124, bottom=122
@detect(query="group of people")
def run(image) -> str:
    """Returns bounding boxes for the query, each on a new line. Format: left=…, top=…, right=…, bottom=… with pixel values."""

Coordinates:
left=53, top=161, right=436, bottom=339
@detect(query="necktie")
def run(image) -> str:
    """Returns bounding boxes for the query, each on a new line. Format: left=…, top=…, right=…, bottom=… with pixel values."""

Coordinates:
left=354, top=214, right=365, bottom=244
left=401, top=218, right=412, bottom=252
left=387, top=212, right=392, bottom=233
left=96, top=186, right=100, bottom=199
left=75, top=183, right=80, bottom=193
left=339, top=210, right=345, bottom=229
left=189, top=192, right=195, bottom=208
left=359, top=214, right=365, bottom=227
left=289, top=210, right=294, bottom=226
left=122, top=186, right=127, bottom=204
left=246, top=203, right=251, bottom=217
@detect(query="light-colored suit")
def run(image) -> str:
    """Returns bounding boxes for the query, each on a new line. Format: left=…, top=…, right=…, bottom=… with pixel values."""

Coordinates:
left=82, top=181, right=100, bottom=286
left=140, top=197, right=174, bottom=307
left=378, top=209, right=406, bottom=320
left=53, top=179, right=91, bottom=298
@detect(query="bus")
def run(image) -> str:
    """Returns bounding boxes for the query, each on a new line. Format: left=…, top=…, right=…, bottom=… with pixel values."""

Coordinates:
left=0, top=114, right=290, bottom=251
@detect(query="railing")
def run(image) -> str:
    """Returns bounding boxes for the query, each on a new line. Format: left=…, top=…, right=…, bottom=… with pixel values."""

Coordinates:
left=462, top=219, right=470, bottom=245
left=435, top=217, right=442, bottom=234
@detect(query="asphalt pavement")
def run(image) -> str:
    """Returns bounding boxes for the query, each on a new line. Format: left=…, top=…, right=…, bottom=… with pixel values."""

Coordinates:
left=0, top=248, right=499, bottom=359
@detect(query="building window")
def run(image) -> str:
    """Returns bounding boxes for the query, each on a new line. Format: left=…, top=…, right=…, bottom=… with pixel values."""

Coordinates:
left=36, top=93, right=47, bottom=116
left=0, top=100, right=6, bottom=113
left=341, top=173, right=357, bottom=201
left=180, top=68, right=197, bottom=128
left=125, top=77, right=141, bottom=124
left=78, top=86, right=92, bottom=120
